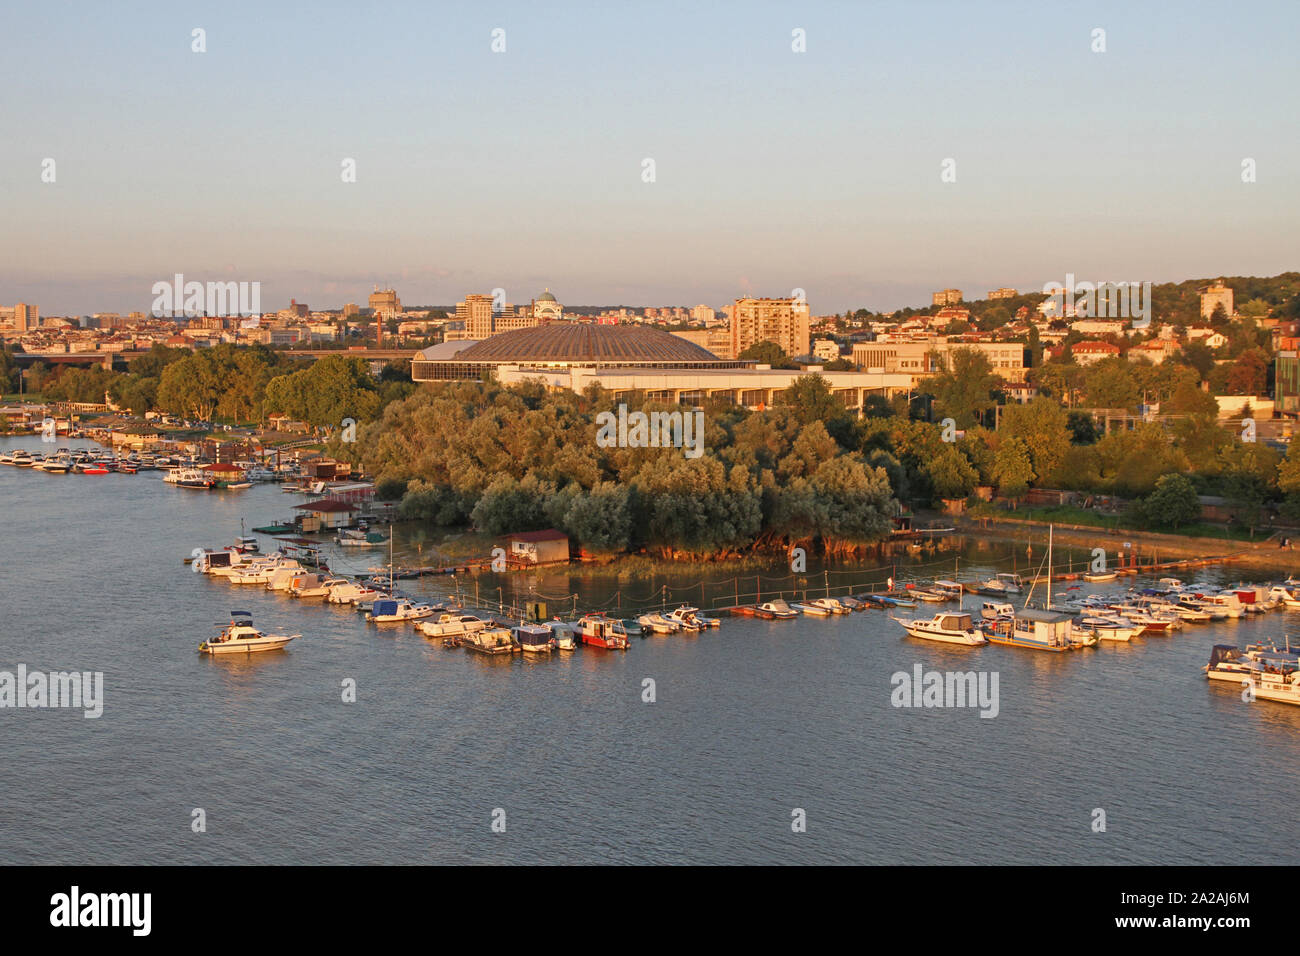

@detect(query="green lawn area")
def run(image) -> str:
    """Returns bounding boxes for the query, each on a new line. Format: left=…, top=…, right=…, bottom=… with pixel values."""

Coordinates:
left=975, top=503, right=1262, bottom=543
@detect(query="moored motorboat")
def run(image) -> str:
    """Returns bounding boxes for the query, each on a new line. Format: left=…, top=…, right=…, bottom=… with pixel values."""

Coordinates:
left=545, top=620, right=578, bottom=650
left=578, top=613, right=629, bottom=649
left=459, top=626, right=515, bottom=655
left=892, top=611, right=987, bottom=646
left=753, top=599, right=799, bottom=619
left=512, top=623, right=554, bottom=653
left=367, top=598, right=437, bottom=623
left=665, top=605, right=704, bottom=632
left=613, top=618, right=643, bottom=638
left=1082, top=570, right=1118, bottom=583
left=1073, top=616, right=1142, bottom=642
left=418, top=612, right=494, bottom=638
left=637, top=612, right=679, bottom=634
left=791, top=601, right=832, bottom=616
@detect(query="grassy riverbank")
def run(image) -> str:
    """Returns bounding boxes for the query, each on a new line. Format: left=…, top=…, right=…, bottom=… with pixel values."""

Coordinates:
left=956, top=513, right=1300, bottom=573
left=975, top=503, right=1262, bottom=543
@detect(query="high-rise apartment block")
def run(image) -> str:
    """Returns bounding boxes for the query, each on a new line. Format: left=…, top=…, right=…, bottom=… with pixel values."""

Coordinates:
left=368, top=288, right=401, bottom=316
left=729, top=297, right=811, bottom=360
left=0, top=302, right=37, bottom=331
left=1200, top=281, right=1234, bottom=319
left=932, top=289, right=963, bottom=306
left=456, top=294, right=498, bottom=339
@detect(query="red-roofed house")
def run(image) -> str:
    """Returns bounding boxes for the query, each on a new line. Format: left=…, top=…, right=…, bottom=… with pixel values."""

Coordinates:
left=1072, top=340, right=1122, bottom=366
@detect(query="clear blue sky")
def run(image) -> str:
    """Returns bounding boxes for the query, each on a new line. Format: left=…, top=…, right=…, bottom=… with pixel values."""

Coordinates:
left=1, top=0, right=1296, bottom=316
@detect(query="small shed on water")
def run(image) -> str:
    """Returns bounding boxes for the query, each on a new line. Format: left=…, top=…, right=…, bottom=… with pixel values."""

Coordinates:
left=292, top=497, right=359, bottom=532
left=504, top=529, right=571, bottom=567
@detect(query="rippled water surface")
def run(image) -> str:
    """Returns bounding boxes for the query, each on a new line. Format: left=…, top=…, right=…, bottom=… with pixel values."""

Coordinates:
left=2, top=436, right=1299, bottom=864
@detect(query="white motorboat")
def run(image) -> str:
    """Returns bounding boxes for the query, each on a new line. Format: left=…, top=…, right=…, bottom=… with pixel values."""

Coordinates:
left=545, top=620, right=577, bottom=650
left=665, top=606, right=704, bottom=632
left=325, top=580, right=381, bottom=604
left=190, top=547, right=245, bottom=575
left=163, top=467, right=213, bottom=488
left=755, top=600, right=799, bottom=619
left=809, top=597, right=853, bottom=614
left=979, top=600, right=1014, bottom=621
left=1082, top=570, right=1118, bottom=583
left=366, top=598, right=437, bottom=623
left=637, top=612, right=680, bottom=634
left=663, top=606, right=718, bottom=630
left=265, top=565, right=307, bottom=591
left=1198, top=593, right=1245, bottom=619
left=289, top=573, right=335, bottom=599
left=791, top=601, right=833, bottom=617
left=931, top=580, right=964, bottom=599
left=199, top=613, right=299, bottom=655
left=892, top=611, right=987, bottom=646
left=230, top=558, right=302, bottom=585
left=418, top=612, right=494, bottom=638
left=1074, top=616, right=1143, bottom=642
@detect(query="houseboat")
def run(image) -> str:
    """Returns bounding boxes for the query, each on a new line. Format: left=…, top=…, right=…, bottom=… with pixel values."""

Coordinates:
left=984, top=608, right=1076, bottom=652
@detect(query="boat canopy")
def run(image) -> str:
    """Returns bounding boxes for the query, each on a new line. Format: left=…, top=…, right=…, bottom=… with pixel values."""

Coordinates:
left=371, top=600, right=398, bottom=617
left=939, top=614, right=973, bottom=630
left=1207, top=645, right=1244, bottom=666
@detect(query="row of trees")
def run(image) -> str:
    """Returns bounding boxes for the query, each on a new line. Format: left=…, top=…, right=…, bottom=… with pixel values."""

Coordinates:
left=24, top=343, right=414, bottom=430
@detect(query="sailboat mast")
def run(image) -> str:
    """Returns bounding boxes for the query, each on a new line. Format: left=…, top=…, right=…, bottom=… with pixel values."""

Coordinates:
left=1047, top=524, right=1053, bottom=608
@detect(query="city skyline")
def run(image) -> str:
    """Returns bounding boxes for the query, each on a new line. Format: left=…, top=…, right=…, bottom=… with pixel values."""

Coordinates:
left=3, top=0, right=1298, bottom=315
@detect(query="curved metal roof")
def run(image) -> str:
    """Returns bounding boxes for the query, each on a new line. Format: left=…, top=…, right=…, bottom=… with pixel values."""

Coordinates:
left=449, top=323, right=723, bottom=364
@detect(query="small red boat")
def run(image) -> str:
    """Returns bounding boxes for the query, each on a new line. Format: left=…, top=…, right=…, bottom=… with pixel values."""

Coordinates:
left=82, top=466, right=110, bottom=475
left=577, top=613, right=629, bottom=650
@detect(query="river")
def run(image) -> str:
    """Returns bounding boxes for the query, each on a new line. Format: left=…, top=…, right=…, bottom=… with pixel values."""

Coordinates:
left=1, top=436, right=1298, bottom=864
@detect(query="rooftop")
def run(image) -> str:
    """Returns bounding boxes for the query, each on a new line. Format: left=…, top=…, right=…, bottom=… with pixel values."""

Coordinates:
left=431, top=323, right=728, bottom=365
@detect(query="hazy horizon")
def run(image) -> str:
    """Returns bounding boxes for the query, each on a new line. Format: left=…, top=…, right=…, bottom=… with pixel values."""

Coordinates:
left=3, top=0, right=1297, bottom=316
